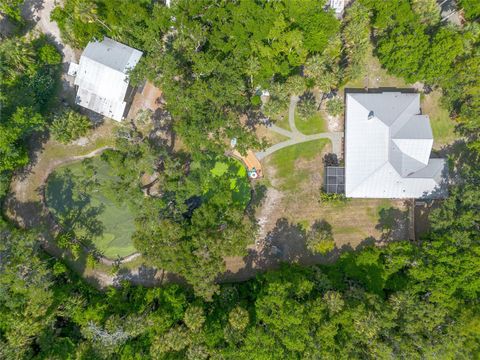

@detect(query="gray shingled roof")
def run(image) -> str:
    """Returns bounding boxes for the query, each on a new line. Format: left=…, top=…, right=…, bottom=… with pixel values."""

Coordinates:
left=345, top=92, right=447, bottom=199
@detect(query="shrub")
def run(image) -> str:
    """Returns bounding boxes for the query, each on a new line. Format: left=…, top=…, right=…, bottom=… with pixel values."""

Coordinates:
left=51, top=109, right=92, bottom=143
left=297, top=92, right=317, bottom=119
left=0, top=0, right=24, bottom=23
left=262, top=97, right=288, bottom=118
left=251, top=95, right=261, bottom=106
left=306, top=220, right=335, bottom=254
left=325, top=98, right=344, bottom=117
left=319, top=190, right=348, bottom=206
left=39, top=44, right=62, bottom=65
left=228, top=306, right=250, bottom=331
left=284, top=75, right=306, bottom=96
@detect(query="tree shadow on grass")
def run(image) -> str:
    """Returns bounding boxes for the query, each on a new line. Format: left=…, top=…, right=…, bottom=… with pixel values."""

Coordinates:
left=375, top=207, right=409, bottom=242
left=3, top=196, right=45, bottom=229
left=246, top=183, right=268, bottom=220
left=220, top=217, right=384, bottom=283
left=311, top=219, right=333, bottom=234
left=45, top=169, right=105, bottom=248
left=112, top=265, right=188, bottom=288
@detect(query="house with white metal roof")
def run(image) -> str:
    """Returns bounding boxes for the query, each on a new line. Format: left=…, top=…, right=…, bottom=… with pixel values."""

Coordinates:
left=68, top=37, right=143, bottom=121
left=344, top=92, right=447, bottom=199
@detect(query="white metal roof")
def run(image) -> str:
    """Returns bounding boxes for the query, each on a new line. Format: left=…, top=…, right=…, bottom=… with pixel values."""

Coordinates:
left=345, top=92, right=447, bottom=199
left=71, top=37, right=142, bottom=121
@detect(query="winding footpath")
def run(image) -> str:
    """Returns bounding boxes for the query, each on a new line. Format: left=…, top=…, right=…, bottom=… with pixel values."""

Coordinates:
left=256, top=95, right=343, bottom=160
left=7, top=142, right=175, bottom=288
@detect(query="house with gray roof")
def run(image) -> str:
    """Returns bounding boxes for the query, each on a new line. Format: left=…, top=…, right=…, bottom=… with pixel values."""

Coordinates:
left=68, top=37, right=143, bottom=121
left=344, top=92, right=447, bottom=199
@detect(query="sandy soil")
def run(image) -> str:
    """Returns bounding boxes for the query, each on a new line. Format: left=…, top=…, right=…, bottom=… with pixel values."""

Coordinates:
left=23, top=0, right=76, bottom=63
left=127, top=82, right=163, bottom=119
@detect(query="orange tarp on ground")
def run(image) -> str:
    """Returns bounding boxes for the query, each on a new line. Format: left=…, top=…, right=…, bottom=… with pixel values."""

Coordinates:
left=232, top=150, right=263, bottom=178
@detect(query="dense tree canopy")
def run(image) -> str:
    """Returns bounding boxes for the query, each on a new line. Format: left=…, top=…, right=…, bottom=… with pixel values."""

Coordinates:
left=2, top=164, right=480, bottom=358
left=363, top=0, right=469, bottom=84
left=361, top=0, right=479, bottom=150
left=1, top=0, right=479, bottom=358
left=53, top=0, right=340, bottom=153
left=0, top=35, right=61, bottom=196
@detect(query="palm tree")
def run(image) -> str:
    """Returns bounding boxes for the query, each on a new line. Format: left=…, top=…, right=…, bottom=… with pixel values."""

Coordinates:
left=0, top=39, right=36, bottom=83
left=72, top=0, right=111, bottom=31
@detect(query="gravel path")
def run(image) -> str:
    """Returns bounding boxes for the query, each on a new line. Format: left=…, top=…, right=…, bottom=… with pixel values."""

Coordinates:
left=23, top=0, right=77, bottom=98
left=288, top=95, right=301, bottom=135
left=256, top=95, right=344, bottom=160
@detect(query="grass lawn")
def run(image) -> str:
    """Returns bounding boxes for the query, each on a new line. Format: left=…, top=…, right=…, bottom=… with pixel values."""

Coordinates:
left=421, top=90, right=456, bottom=149
left=295, top=112, right=327, bottom=135
left=46, top=157, right=137, bottom=259
left=273, top=109, right=290, bottom=131
left=20, top=120, right=118, bottom=202
left=284, top=195, right=408, bottom=249
left=256, top=125, right=290, bottom=145
left=268, top=139, right=330, bottom=191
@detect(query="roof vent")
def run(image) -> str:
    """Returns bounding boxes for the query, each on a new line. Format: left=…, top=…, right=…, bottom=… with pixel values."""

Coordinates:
left=368, top=111, right=375, bottom=120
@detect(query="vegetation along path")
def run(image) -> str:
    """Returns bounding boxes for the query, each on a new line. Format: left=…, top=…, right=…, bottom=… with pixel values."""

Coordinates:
left=23, top=0, right=76, bottom=63
left=256, top=95, right=343, bottom=160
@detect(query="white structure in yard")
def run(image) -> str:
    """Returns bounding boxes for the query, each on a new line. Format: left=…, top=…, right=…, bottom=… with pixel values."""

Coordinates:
left=345, top=92, right=447, bottom=199
left=329, top=0, right=345, bottom=15
left=68, top=37, right=143, bottom=121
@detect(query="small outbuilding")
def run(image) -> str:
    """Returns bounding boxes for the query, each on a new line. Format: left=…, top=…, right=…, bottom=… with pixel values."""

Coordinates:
left=68, top=37, right=143, bottom=121
left=345, top=92, right=447, bottom=199
left=329, top=0, right=345, bottom=16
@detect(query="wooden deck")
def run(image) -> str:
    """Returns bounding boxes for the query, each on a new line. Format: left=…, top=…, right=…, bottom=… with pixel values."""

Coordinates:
left=127, top=82, right=162, bottom=119
left=231, top=150, right=263, bottom=179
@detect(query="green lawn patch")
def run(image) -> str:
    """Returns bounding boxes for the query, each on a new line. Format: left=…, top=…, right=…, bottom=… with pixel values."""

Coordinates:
left=421, top=90, right=456, bottom=149
left=295, top=112, right=327, bottom=135
left=333, top=226, right=366, bottom=238
left=274, top=110, right=290, bottom=131
left=269, top=139, right=329, bottom=191
left=46, top=158, right=137, bottom=259
left=366, top=199, right=393, bottom=221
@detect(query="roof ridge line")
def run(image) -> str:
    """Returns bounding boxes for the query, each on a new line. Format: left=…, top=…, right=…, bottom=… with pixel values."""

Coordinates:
left=82, top=57, right=128, bottom=76
left=390, top=99, right=421, bottom=136
left=392, top=136, right=432, bottom=140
